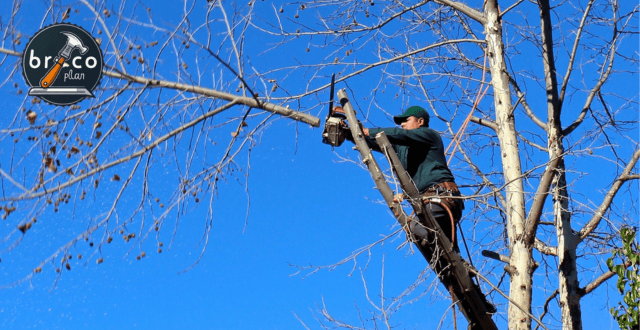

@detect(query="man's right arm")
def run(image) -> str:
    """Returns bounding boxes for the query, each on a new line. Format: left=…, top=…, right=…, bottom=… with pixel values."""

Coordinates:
left=343, top=123, right=382, bottom=152
left=364, top=133, right=382, bottom=152
left=369, top=127, right=434, bottom=147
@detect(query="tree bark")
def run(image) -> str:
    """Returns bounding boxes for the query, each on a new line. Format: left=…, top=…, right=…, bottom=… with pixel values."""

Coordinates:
left=552, top=157, right=582, bottom=330
left=537, top=0, right=583, bottom=328
left=484, top=1, right=533, bottom=329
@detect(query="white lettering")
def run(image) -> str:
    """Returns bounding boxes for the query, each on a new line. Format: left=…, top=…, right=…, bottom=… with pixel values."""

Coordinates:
left=72, top=56, right=82, bottom=69
left=64, top=69, right=85, bottom=82
left=29, top=50, right=40, bottom=69
left=28, top=52, right=100, bottom=71
left=85, top=56, right=97, bottom=69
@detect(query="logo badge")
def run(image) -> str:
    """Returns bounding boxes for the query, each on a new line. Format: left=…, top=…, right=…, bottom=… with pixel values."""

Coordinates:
left=22, top=23, right=103, bottom=106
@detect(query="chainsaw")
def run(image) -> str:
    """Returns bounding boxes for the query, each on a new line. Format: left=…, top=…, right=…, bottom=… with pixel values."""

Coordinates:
left=321, top=74, right=349, bottom=147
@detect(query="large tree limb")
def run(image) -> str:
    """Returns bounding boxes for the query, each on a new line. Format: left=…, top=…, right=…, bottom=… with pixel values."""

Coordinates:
left=535, top=238, right=557, bottom=256
left=435, top=0, right=487, bottom=25
left=539, top=0, right=561, bottom=125
left=337, top=89, right=412, bottom=231
left=469, top=116, right=497, bottom=131
left=522, top=154, right=563, bottom=245
left=484, top=1, right=533, bottom=328
left=105, top=70, right=320, bottom=127
left=578, top=147, right=640, bottom=242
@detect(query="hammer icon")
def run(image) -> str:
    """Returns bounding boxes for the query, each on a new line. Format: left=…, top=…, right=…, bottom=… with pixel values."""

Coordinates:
left=39, top=32, right=89, bottom=88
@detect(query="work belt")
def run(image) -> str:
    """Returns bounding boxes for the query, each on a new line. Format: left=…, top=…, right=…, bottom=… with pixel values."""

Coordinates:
left=420, top=181, right=463, bottom=222
left=424, top=181, right=460, bottom=194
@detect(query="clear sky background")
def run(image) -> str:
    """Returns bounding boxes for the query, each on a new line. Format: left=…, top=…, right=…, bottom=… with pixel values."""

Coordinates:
left=0, top=1, right=637, bottom=330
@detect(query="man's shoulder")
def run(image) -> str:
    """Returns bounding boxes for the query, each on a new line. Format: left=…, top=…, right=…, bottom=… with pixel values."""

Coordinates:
left=416, top=127, right=442, bottom=139
left=417, top=126, right=438, bottom=133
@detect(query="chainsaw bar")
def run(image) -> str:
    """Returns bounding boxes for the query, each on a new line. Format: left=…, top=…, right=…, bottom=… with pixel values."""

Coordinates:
left=326, top=73, right=335, bottom=122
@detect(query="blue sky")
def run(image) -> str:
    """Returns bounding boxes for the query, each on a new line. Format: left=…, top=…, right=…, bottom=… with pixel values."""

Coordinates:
left=0, top=1, right=637, bottom=329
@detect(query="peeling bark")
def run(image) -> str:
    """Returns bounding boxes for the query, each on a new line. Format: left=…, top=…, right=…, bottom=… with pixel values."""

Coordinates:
left=484, top=1, right=532, bottom=329
left=537, top=0, right=583, bottom=328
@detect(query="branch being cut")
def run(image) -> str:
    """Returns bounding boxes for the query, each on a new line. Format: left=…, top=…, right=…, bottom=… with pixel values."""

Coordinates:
left=105, top=70, right=320, bottom=127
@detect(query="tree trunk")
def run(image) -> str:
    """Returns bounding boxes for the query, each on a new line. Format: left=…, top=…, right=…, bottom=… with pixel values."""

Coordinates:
left=553, top=158, right=583, bottom=330
left=537, top=0, right=583, bottom=327
left=484, top=1, right=533, bottom=329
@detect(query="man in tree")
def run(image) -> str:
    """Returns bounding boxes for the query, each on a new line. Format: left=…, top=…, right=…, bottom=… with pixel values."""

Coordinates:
left=362, top=106, right=463, bottom=246
left=342, top=105, right=495, bottom=314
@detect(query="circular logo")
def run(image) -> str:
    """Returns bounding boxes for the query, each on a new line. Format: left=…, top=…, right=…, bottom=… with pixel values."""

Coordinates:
left=22, top=23, right=103, bottom=106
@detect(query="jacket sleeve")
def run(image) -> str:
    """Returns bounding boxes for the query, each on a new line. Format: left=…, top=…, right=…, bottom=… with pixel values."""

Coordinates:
left=363, top=133, right=382, bottom=152
left=344, top=127, right=383, bottom=152
left=368, top=127, right=435, bottom=147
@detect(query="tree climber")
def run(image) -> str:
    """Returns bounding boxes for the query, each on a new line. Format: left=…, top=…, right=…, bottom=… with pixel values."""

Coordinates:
left=339, top=105, right=495, bottom=313
left=344, top=105, right=463, bottom=245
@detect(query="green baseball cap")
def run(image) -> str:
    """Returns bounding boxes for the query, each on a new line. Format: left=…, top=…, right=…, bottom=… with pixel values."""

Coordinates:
left=393, top=106, right=430, bottom=126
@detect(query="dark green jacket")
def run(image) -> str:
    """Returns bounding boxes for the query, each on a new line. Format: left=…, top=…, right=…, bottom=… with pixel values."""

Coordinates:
left=365, top=127, right=454, bottom=193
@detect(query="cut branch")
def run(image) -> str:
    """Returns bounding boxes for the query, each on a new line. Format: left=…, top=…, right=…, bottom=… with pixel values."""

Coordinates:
left=535, top=239, right=557, bottom=256
left=469, top=116, right=497, bottom=131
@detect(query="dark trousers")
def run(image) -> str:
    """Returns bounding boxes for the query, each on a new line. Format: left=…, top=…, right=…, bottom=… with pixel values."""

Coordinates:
left=408, top=201, right=460, bottom=286
left=408, top=197, right=496, bottom=316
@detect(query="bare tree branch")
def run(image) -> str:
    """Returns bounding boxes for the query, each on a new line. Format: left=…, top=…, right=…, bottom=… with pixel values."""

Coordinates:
left=578, top=147, right=640, bottom=242
left=534, top=238, right=557, bottom=256
left=558, top=0, right=595, bottom=107
left=436, top=0, right=487, bottom=25
left=523, top=154, right=563, bottom=245
left=533, top=290, right=558, bottom=330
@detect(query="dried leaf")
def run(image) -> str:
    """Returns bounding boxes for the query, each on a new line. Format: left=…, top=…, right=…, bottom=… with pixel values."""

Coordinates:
left=26, top=111, right=37, bottom=125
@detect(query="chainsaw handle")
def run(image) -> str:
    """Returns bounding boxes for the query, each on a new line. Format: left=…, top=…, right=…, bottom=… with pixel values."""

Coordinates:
left=40, top=57, right=65, bottom=88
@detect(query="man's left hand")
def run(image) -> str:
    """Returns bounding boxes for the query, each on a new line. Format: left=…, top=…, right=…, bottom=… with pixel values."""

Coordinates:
left=363, top=128, right=369, bottom=137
